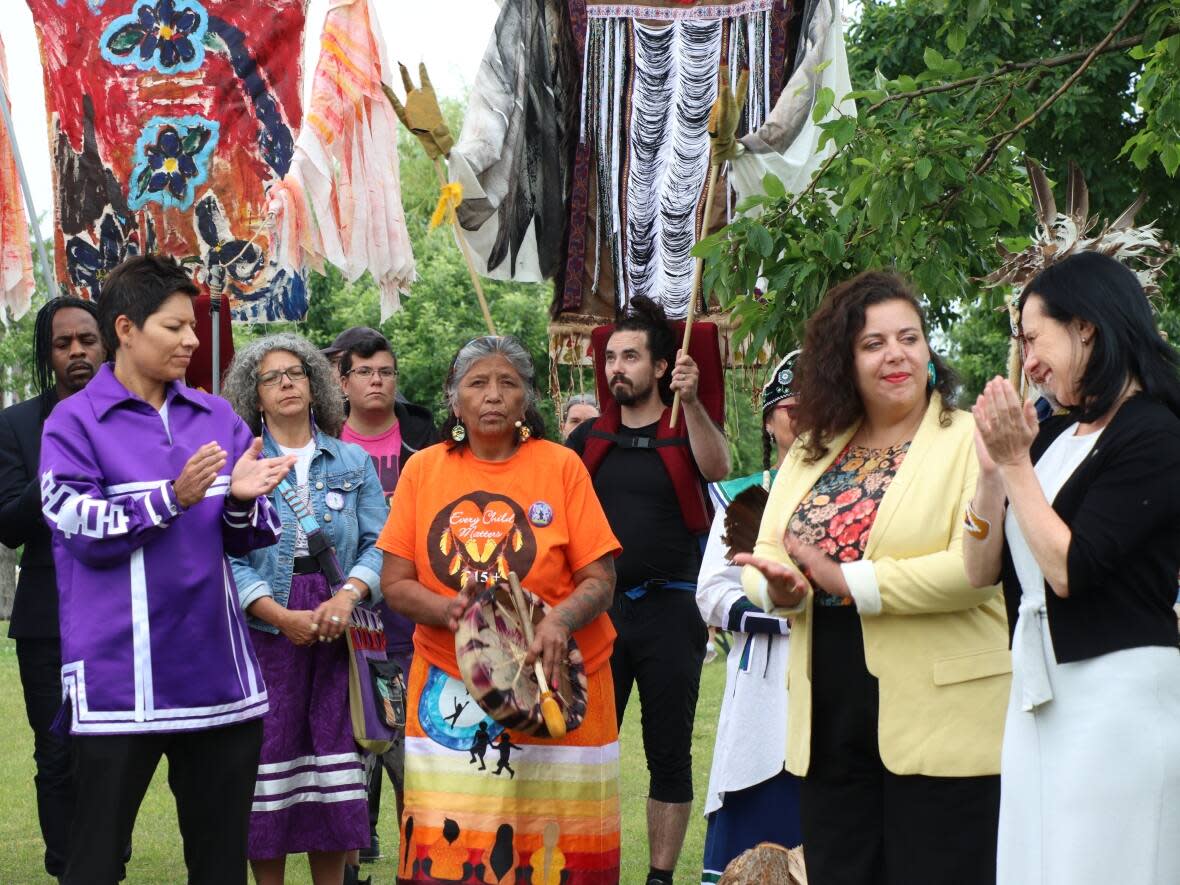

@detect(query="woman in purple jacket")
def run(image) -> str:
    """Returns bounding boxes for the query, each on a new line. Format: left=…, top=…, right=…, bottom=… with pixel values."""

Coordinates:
left=39, top=255, right=296, bottom=885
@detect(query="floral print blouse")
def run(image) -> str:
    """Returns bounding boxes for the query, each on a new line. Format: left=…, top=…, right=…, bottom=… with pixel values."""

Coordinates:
left=788, top=441, right=910, bottom=607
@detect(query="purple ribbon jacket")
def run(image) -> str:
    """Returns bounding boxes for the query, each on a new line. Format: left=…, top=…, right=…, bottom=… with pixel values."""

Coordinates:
left=39, top=364, right=282, bottom=735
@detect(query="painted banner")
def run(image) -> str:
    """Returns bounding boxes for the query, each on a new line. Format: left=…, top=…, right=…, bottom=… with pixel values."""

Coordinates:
left=28, top=0, right=308, bottom=332
left=0, top=34, right=35, bottom=321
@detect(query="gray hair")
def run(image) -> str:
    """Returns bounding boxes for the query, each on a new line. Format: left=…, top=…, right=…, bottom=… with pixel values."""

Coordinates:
left=444, top=335, right=540, bottom=414
left=222, top=332, right=345, bottom=437
left=562, top=392, right=599, bottom=421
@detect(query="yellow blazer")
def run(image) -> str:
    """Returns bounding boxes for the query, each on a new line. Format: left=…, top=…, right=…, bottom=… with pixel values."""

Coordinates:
left=743, top=394, right=1010, bottom=777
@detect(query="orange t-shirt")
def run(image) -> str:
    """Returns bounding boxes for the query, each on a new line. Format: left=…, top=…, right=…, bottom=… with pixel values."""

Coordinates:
left=376, top=439, right=621, bottom=677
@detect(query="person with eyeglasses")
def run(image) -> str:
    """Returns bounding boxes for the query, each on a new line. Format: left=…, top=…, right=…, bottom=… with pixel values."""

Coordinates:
left=336, top=330, right=437, bottom=866
left=695, top=350, right=804, bottom=883
left=222, top=333, right=389, bottom=885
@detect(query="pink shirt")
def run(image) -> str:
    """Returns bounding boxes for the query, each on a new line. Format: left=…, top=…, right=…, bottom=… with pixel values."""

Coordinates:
left=342, top=420, right=402, bottom=500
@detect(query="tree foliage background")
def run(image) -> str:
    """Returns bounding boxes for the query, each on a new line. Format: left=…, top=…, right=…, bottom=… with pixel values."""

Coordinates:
left=699, top=0, right=1180, bottom=399
left=6, top=1, right=1179, bottom=468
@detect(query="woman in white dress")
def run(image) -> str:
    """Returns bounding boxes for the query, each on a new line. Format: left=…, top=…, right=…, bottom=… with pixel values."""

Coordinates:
left=965, top=251, right=1180, bottom=885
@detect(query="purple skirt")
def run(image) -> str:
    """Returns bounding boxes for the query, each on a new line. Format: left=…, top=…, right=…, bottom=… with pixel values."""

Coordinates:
left=247, top=573, right=369, bottom=859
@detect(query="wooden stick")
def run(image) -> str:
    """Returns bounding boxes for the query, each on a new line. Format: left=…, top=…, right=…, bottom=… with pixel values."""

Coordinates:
left=506, top=572, right=566, bottom=739
left=432, top=158, right=498, bottom=336
left=670, top=161, right=721, bottom=427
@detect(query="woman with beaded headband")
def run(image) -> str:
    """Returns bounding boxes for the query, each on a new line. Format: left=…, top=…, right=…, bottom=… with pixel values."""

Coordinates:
left=376, top=335, right=625, bottom=883
left=223, top=333, right=389, bottom=884
left=696, top=350, right=804, bottom=882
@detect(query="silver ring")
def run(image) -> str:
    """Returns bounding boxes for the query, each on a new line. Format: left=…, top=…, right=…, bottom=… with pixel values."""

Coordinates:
left=329, top=615, right=343, bottom=624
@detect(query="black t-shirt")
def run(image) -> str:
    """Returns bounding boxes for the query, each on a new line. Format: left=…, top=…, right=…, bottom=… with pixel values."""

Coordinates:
left=567, top=419, right=703, bottom=591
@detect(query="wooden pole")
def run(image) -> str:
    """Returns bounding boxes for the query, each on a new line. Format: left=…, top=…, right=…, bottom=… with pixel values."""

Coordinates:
left=669, top=161, right=720, bottom=427
left=432, top=158, right=498, bottom=336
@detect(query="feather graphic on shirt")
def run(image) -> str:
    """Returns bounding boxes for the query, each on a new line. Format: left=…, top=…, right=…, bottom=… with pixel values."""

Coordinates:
left=512, top=529, right=523, bottom=552
left=449, top=554, right=463, bottom=576
left=440, top=531, right=452, bottom=555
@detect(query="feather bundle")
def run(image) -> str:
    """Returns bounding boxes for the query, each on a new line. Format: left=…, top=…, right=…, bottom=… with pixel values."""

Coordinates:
left=983, top=158, right=1173, bottom=298
left=983, top=158, right=1174, bottom=393
left=722, top=484, right=770, bottom=560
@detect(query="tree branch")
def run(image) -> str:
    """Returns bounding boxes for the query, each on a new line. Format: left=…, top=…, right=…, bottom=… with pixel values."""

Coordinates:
left=864, top=22, right=1178, bottom=116
left=937, top=0, right=1147, bottom=220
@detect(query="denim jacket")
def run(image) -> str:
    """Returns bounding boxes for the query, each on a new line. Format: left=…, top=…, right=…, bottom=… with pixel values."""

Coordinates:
left=231, top=429, right=388, bottom=634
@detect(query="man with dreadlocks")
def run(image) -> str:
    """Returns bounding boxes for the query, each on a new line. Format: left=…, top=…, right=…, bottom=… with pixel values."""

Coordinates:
left=0, top=297, right=104, bottom=880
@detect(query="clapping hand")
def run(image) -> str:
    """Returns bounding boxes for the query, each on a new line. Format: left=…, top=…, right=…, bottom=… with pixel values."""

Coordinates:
left=229, top=438, right=297, bottom=502
left=785, top=534, right=850, bottom=599
left=174, top=442, right=228, bottom=508
left=733, top=553, right=811, bottom=608
left=973, top=377, right=1038, bottom=468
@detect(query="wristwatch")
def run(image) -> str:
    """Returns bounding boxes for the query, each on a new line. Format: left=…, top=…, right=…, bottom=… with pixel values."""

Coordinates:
left=340, top=582, right=366, bottom=605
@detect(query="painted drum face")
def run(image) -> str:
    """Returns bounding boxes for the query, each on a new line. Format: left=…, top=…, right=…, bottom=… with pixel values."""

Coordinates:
left=417, top=666, right=503, bottom=752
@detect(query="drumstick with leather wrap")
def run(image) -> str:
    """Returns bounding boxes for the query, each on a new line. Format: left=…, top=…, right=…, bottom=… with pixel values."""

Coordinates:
left=507, top=572, right=567, bottom=739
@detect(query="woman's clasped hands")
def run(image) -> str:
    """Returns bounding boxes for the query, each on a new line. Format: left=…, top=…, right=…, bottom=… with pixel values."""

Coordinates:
left=973, top=376, right=1038, bottom=472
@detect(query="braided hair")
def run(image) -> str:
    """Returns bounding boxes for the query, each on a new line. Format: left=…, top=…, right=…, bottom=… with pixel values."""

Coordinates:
left=761, top=418, right=775, bottom=487
left=33, top=297, right=101, bottom=407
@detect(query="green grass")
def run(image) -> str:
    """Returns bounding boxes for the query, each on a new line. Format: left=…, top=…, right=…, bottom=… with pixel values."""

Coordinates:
left=0, top=628, right=725, bottom=883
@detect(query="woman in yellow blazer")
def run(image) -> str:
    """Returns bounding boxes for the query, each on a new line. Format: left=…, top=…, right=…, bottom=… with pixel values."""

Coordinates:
left=737, top=271, right=1010, bottom=885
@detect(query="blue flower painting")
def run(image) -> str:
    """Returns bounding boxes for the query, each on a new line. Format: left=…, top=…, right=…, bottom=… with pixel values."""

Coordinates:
left=100, top=0, right=209, bottom=74
left=128, top=115, right=220, bottom=210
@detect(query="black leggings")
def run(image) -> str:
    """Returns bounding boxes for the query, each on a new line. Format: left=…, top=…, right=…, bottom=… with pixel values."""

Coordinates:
left=609, top=587, right=707, bottom=803
left=64, top=719, right=263, bottom=885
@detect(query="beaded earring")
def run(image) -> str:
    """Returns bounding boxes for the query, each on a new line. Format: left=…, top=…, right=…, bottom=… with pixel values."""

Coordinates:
left=451, top=421, right=467, bottom=443
left=515, top=419, right=532, bottom=442
left=927, top=360, right=937, bottom=390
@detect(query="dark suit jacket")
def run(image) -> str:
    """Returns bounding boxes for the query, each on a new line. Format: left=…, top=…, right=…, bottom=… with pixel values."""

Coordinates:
left=0, top=391, right=58, bottom=639
left=1000, top=394, right=1180, bottom=663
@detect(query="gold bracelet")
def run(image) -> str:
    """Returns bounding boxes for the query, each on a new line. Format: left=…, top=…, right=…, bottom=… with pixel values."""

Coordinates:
left=964, top=501, right=991, bottom=540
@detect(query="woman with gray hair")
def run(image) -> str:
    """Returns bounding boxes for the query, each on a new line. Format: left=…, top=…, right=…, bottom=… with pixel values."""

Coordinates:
left=376, top=335, right=625, bottom=882
left=223, top=333, right=388, bottom=885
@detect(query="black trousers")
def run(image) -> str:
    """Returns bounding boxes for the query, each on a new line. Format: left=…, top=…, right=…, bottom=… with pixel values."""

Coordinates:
left=16, top=638, right=76, bottom=878
left=802, top=606, right=999, bottom=885
left=64, top=718, right=263, bottom=885
left=609, top=587, right=707, bottom=804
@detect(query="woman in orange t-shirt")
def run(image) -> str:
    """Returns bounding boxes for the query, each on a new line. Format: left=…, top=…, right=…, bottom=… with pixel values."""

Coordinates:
left=378, top=336, right=622, bottom=885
